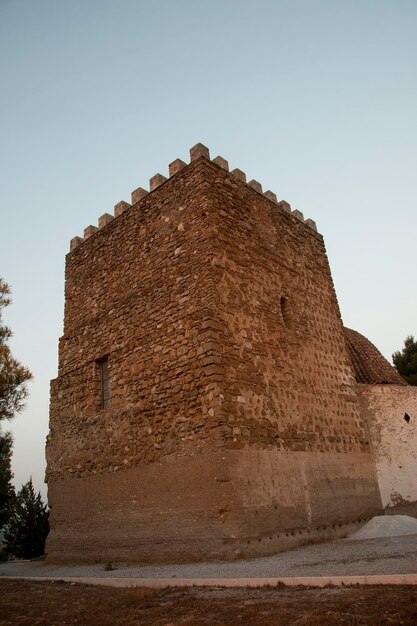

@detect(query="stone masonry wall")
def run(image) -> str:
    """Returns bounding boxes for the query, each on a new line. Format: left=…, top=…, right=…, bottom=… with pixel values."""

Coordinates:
left=205, top=161, right=373, bottom=457
left=48, top=152, right=367, bottom=480
left=48, top=158, right=224, bottom=481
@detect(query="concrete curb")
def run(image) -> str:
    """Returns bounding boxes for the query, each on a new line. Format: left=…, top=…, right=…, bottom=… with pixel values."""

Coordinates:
left=1, top=574, right=417, bottom=588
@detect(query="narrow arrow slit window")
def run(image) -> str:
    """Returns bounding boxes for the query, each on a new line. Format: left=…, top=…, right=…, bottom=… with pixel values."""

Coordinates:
left=98, top=357, right=111, bottom=409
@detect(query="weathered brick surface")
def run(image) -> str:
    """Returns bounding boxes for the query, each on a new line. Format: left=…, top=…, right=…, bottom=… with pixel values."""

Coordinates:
left=344, top=327, right=406, bottom=385
left=46, top=154, right=381, bottom=563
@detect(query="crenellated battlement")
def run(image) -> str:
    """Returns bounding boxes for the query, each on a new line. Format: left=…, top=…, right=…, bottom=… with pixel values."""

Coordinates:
left=69, top=143, right=317, bottom=251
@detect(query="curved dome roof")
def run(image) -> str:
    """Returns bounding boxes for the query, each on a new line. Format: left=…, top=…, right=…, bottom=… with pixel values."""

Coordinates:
left=344, top=327, right=406, bottom=385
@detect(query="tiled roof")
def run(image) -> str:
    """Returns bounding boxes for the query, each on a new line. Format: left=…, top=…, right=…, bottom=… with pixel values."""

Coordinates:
left=344, top=327, right=406, bottom=385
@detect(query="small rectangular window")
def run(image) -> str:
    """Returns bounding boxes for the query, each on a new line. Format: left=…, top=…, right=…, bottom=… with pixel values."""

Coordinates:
left=98, top=357, right=111, bottom=409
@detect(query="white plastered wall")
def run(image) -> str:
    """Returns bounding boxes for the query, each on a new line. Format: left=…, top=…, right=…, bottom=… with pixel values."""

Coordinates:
left=359, top=384, right=417, bottom=508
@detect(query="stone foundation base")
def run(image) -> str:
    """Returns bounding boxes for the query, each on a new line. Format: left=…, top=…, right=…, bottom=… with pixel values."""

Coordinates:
left=46, top=447, right=381, bottom=564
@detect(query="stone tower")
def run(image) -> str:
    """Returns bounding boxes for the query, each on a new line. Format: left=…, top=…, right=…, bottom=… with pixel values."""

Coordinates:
left=46, top=144, right=381, bottom=563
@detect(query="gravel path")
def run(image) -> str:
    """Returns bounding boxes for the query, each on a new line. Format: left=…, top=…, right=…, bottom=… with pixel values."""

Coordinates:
left=1, top=533, right=416, bottom=580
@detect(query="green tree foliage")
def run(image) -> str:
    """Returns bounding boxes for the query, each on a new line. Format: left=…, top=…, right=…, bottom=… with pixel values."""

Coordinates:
left=4, top=479, right=49, bottom=559
left=0, top=278, right=32, bottom=421
left=393, top=335, right=417, bottom=386
left=0, top=430, right=15, bottom=528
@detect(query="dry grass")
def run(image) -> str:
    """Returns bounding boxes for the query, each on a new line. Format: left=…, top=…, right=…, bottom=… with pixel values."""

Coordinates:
left=1, top=579, right=417, bottom=625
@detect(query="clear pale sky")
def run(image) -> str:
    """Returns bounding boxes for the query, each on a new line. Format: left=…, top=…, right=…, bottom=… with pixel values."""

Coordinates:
left=0, top=0, right=416, bottom=498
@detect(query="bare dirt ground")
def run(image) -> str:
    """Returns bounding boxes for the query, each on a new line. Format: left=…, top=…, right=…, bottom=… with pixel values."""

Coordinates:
left=1, top=579, right=417, bottom=625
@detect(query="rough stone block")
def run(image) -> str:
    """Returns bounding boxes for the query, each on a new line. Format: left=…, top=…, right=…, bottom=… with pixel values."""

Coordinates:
left=150, top=174, right=168, bottom=191
left=98, top=213, right=114, bottom=229
left=169, top=159, right=187, bottom=177
left=248, top=180, right=263, bottom=193
left=293, top=210, right=304, bottom=221
left=305, top=218, right=317, bottom=231
left=84, top=225, right=98, bottom=239
left=70, top=236, right=83, bottom=251
left=277, top=200, right=291, bottom=212
left=213, top=156, right=229, bottom=171
left=264, top=191, right=277, bottom=203
left=131, top=187, right=148, bottom=204
left=231, top=168, right=246, bottom=183
left=190, top=143, right=210, bottom=161
left=114, top=201, right=131, bottom=218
